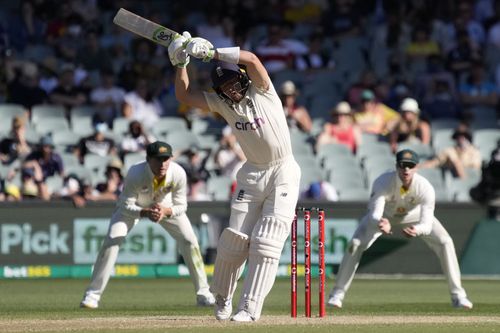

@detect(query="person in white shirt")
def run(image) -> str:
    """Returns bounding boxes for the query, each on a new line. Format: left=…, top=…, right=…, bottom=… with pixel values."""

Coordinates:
left=80, top=141, right=215, bottom=309
left=168, top=32, right=301, bottom=321
left=327, top=149, right=473, bottom=309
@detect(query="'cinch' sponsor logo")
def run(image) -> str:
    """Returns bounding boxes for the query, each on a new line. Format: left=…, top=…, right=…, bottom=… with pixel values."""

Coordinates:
left=235, top=117, right=265, bottom=131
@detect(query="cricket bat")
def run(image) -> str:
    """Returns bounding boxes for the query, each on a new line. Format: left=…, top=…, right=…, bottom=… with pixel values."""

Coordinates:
left=113, top=8, right=180, bottom=48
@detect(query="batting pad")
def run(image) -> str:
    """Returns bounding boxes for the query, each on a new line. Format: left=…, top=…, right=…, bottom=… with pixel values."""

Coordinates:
left=238, top=216, right=290, bottom=320
left=210, top=228, right=249, bottom=298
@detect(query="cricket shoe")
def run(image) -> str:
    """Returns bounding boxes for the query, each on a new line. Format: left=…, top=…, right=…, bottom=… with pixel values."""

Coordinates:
left=231, top=310, right=255, bottom=322
left=214, top=295, right=232, bottom=320
left=452, top=296, right=473, bottom=309
left=327, top=294, right=343, bottom=308
left=196, top=290, right=216, bottom=306
left=80, top=295, right=99, bottom=309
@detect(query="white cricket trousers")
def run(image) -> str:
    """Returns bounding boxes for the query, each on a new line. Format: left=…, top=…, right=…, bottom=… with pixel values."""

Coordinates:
left=333, top=215, right=468, bottom=299
left=84, top=213, right=209, bottom=300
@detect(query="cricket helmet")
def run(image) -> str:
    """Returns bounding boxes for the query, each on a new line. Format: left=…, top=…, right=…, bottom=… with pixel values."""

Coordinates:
left=211, top=62, right=250, bottom=105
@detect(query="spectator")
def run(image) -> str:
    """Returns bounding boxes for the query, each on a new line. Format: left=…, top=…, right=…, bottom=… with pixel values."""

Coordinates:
left=89, top=69, right=126, bottom=127
left=316, top=101, right=362, bottom=154
left=280, top=80, right=312, bottom=133
left=76, top=29, right=113, bottom=73
left=19, top=159, right=49, bottom=201
left=25, top=135, right=64, bottom=180
left=404, top=25, right=440, bottom=64
left=214, top=126, right=246, bottom=181
left=300, top=180, right=339, bottom=201
left=422, top=78, right=463, bottom=120
left=421, top=126, right=481, bottom=179
left=86, top=158, right=124, bottom=202
left=76, top=122, right=117, bottom=163
left=295, top=32, right=335, bottom=72
left=470, top=139, right=500, bottom=206
left=122, top=77, right=164, bottom=131
left=446, top=30, right=482, bottom=82
left=346, top=70, right=378, bottom=109
left=458, top=61, right=498, bottom=111
left=120, top=120, right=155, bottom=157
left=49, top=63, right=88, bottom=116
left=0, top=115, right=32, bottom=165
left=255, top=22, right=295, bottom=74
left=354, top=89, right=400, bottom=137
left=389, top=98, right=431, bottom=153
left=176, top=145, right=211, bottom=201
left=7, top=61, right=49, bottom=110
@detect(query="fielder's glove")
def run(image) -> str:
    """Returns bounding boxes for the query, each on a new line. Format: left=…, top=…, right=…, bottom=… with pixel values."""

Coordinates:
left=168, top=31, right=191, bottom=68
left=185, top=34, right=215, bottom=62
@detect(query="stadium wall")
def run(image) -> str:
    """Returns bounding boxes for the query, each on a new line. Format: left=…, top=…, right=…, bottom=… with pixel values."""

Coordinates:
left=0, top=201, right=493, bottom=278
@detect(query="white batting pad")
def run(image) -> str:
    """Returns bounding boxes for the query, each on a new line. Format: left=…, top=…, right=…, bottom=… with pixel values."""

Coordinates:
left=237, top=217, right=290, bottom=320
left=210, top=228, right=250, bottom=298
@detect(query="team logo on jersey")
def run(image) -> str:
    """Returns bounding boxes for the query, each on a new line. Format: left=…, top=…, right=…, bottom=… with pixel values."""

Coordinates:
left=234, top=117, right=265, bottom=131
left=396, top=207, right=407, bottom=215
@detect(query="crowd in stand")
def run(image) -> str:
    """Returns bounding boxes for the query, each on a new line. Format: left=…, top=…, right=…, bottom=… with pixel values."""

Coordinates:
left=0, top=0, right=499, bottom=204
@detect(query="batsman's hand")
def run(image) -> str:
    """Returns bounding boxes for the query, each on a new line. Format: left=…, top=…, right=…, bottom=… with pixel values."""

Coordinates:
left=185, top=34, right=214, bottom=62
left=168, top=32, right=191, bottom=68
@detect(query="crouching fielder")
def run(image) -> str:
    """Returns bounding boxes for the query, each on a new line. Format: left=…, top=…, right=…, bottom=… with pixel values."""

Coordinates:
left=168, top=32, right=301, bottom=321
left=80, top=141, right=214, bottom=308
left=328, top=149, right=473, bottom=309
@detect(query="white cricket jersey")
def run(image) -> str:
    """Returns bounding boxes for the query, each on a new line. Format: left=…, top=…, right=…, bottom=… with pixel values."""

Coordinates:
left=204, top=83, right=292, bottom=165
left=112, top=160, right=188, bottom=220
left=367, top=171, right=435, bottom=235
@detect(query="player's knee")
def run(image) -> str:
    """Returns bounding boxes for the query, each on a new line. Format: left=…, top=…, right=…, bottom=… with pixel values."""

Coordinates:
left=250, top=216, right=289, bottom=260
left=217, top=227, right=250, bottom=263
left=348, top=238, right=366, bottom=255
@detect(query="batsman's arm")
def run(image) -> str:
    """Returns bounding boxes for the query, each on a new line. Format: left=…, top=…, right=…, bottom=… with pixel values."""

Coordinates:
left=232, top=50, right=270, bottom=91
left=174, top=67, right=209, bottom=111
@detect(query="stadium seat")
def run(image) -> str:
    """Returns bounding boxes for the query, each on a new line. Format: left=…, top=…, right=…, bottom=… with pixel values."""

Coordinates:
left=123, top=152, right=146, bottom=171
left=152, top=117, right=189, bottom=138
left=34, top=117, right=70, bottom=136
left=0, top=103, right=26, bottom=120
left=338, top=187, right=370, bottom=201
left=473, top=129, right=500, bottom=162
left=31, top=104, right=66, bottom=123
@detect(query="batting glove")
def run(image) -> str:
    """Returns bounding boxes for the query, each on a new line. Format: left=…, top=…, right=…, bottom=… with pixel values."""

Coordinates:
left=185, top=34, right=215, bottom=62
left=168, top=32, right=191, bottom=68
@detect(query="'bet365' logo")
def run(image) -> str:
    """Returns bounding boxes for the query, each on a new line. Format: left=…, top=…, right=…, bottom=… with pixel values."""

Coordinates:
left=153, top=28, right=174, bottom=44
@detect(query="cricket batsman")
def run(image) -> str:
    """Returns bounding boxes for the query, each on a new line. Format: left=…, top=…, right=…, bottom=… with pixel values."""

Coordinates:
left=167, top=32, right=301, bottom=321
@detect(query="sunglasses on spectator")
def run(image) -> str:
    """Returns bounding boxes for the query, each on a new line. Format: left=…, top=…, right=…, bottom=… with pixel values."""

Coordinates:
left=397, top=162, right=417, bottom=169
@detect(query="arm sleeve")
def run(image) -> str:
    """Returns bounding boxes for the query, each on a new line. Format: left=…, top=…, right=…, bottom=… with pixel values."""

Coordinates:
left=412, top=182, right=435, bottom=236
left=367, top=177, right=387, bottom=225
left=116, top=167, right=143, bottom=218
left=170, top=166, right=188, bottom=217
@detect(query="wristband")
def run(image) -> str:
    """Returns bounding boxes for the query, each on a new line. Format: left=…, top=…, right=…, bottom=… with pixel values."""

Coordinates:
left=216, top=47, right=240, bottom=64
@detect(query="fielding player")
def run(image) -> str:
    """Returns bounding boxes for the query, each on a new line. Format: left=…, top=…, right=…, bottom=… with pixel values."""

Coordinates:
left=168, top=33, right=301, bottom=321
left=328, top=149, right=473, bottom=309
left=80, top=141, right=215, bottom=308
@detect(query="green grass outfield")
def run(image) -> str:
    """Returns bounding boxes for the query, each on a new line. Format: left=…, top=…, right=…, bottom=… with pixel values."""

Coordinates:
left=1, top=277, right=500, bottom=332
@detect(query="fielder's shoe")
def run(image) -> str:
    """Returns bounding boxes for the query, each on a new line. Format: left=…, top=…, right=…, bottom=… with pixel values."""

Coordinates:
left=214, top=294, right=232, bottom=320
left=231, top=310, right=255, bottom=322
left=452, top=296, right=473, bottom=309
left=80, top=295, right=99, bottom=309
left=196, top=291, right=216, bottom=306
left=327, top=294, right=343, bottom=308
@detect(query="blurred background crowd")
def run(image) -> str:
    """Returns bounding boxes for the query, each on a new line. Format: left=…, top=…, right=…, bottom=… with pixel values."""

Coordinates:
left=0, top=0, right=499, bottom=206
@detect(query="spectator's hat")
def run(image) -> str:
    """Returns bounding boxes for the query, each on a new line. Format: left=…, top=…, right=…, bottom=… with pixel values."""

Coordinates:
left=146, top=141, right=173, bottom=158
left=452, top=128, right=473, bottom=143
left=361, top=89, right=375, bottom=101
left=396, top=149, right=419, bottom=166
left=333, top=101, right=352, bottom=115
left=400, top=97, right=420, bottom=114
left=22, top=62, right=38, bottom=78
left=40, top=135, right=54, bottom=148
left=281, top=80, right=298, bottom=95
